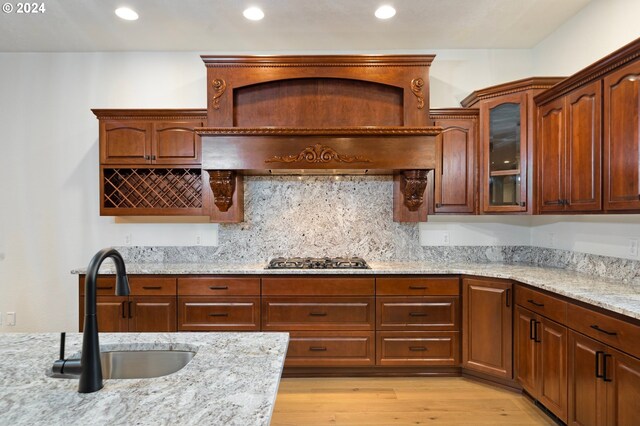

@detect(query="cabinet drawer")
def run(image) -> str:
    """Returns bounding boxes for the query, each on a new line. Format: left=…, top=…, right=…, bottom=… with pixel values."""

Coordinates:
left=178, top=277, right=260, bottom=296
left=178, top=297, right=260, bottom=331
left=376, top=276, right=460, bottom=296
left=262, top=297, right=374, bottom=330
left=285, top=331, right=375, bottom=366
left=376, top=331, right=460, bottom=366
left=516, top=285, right=567, bottom=324
left=262, top=277, right=374, bottom=296
left=128, top=277, right=177, bottom=296
left=377, top=297, right=459, bottom=330
left=79, top=276, right=117, bottom=296
left=567, top=303, right=640, bottom=358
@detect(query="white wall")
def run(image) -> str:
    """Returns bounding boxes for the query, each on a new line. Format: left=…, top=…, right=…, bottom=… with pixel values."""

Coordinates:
left=533, top=0, right=640, bottom=75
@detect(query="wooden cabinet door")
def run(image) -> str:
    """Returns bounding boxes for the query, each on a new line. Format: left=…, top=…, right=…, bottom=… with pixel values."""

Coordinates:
left=605, top=348, right=640, bottom=426
left=604, top=60, right=640, bottom=211
left=129, top=296, right=177, bottom=332
left=462, top=277, right=513, bottom=379
left=153, top=120, right=203, bottom=165
left=80, top=296, right=128, bottom=332
left=515, top=306, right=537, bottom=395
left=480, top=93, right=529, bottom=213
left=568, top=331, right=607, bottom=426
left=433, top=118, right=476, bottom=213
left=565, top=81, right=602, bottom=212
left=100, top=121, right=152, bottom=164
left=537, top=97, right=566, bottom=212
left=538, top=317, right=568, bottom=423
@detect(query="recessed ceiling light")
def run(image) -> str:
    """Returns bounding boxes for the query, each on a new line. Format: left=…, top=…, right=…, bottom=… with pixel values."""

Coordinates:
left=243, top=7, right=264, bottom=21
left=115, top=7, right=139, bottom=21
left=375, top=5, right=396, bottom=20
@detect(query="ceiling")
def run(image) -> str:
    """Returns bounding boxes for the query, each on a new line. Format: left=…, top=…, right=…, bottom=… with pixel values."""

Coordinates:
left=0, top=0, right=592, bottom=52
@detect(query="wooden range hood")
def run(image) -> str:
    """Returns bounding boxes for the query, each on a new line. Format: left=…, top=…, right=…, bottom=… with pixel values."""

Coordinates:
left=197, top=55, right=441, bottom=223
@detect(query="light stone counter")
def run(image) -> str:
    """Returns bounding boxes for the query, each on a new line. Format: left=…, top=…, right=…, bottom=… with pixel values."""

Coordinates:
left=71, top=261, right=640, bottom=321
left=0, top=332, right=289, bottom=426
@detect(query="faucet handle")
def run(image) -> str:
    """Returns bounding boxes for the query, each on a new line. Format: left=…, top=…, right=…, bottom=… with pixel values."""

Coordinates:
left=59, top=332, right=66, bottom=360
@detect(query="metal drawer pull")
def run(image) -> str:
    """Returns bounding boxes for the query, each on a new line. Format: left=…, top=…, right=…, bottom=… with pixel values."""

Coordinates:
left=208, top=286, right=229, bottom=290
left=97, top=286, right=113, bottom=290
left=409, top=346, right=427, bottom=351
left=527, top=299, right=545, bottom=307
left=529, top=318, right=536, bottom=340
left=409, top=312, right=428, bottom=317
left=208, top=313, right=229, bottom=317
left=408, top=286, right=427, bottom=290
left=590, top=325, right=618, bottom=336
left=309, top=346, right=327, bottom=351
left=121, top=301, right=126, bottom=319
left=309, top=312, right=327, bottom=316
left=142, top=286, right=162, bottom=290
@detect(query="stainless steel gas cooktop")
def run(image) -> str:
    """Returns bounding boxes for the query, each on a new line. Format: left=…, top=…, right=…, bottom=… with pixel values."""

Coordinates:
left=266, top=257, right=370, bottom=270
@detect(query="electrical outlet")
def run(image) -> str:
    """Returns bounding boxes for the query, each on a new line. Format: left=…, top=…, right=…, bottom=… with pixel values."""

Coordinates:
left=196, top=234, right=202, bottom=245
left=630, top=239, right=638, bottom=257
left=7, top=312, right=15, bottom=326
left=0, top=312, right=3, bottom=325
left=125, top=234, right=133, bottom=246
left=442, top=231, right=450, bottom=245
left=549, top=233, right=556, bottom=248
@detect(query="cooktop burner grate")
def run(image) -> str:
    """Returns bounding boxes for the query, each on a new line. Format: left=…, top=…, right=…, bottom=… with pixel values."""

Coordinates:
left=266, top=257, right=370, bottom=269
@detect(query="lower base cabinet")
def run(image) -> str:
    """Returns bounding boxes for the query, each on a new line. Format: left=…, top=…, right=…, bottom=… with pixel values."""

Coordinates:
left=286, top=331, right=375, bottom=366
left=376, top=331, right=460, bottom=366
left=568, top=330, right=640, bottom=426
left=515, top=306, right=568, bottom=422
left=80, top=296, right=177, bottom=332
left=462, top=277, right=513, bottom=379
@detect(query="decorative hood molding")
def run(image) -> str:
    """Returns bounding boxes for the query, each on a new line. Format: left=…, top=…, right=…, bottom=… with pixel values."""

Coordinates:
left=199, top=54, right=440, bottom=223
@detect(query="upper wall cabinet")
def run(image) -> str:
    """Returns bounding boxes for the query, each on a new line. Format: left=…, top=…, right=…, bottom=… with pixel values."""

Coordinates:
left=94, top=110, right=205, bottom=165
left=93, top=110, right=208, bottom=217
left=462, top=78, right=564, bottom=214
left=535, top=36, right=640, bottom=214
left=604, top=60, right=640, bottom=211
left=537, top=81, right=602, bottom=213
left=429, top=109, right=478, bottom=214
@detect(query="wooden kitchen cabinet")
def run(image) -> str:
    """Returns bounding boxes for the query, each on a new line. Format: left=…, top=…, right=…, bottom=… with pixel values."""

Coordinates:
left=568, top=330, right=640, bottom=426
left=262, top=276, right=375, bottom=367
left=430, top=109, right=478, bottom=214
left=95, top=111, right=205, bottom=165
left=79, top=275, right=177, bottom=332
left=537, top=81, right=602, bottom=213
left=515, top=305, right=568, bottom=422
left=604, top=60, right=640, bottom=211
left=461, top=78, right=563, bottom=214
left=375, top=276, right=460, bottom=366
left=461, top=277, right=513, bottom=379
left=177, top=277, right=261, bottom=331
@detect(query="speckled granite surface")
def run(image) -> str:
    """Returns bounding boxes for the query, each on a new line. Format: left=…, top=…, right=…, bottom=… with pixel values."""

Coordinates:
left=0, top=332, right=288, bottom=426
left=71, top=261, right=640, bottom=321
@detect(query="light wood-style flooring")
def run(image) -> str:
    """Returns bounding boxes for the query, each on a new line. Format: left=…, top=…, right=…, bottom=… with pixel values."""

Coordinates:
left=271, top=377, right=555, bottom=425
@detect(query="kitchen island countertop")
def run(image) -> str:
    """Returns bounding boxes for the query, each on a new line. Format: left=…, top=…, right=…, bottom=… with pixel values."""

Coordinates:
left=71, top=261, right=640, bottom=321
left=0, top=332, right=289, bottom=426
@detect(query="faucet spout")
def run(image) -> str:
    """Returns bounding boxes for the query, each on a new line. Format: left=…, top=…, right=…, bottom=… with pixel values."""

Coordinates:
left=80, top=248, right=129, bottom=393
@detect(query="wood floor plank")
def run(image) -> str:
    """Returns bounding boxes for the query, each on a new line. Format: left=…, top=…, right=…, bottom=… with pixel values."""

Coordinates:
left=271, top=377, right=556, bottom=425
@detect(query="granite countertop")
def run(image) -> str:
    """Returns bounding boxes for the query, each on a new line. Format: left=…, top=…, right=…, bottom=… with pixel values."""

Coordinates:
left=71, top=261, right=640, bottom=321
left=0, top=332, right=289, bottom=425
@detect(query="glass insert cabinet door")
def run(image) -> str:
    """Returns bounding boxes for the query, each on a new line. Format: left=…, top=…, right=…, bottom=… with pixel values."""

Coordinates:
left=481, top=93, right=528, bottom=212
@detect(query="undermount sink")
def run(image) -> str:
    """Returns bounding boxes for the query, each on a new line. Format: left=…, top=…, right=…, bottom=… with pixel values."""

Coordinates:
left=101, top=350, right=195, bottom=379
left=51, top=350, right=196, bottom=380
